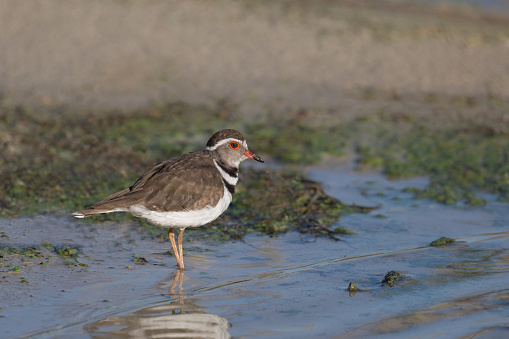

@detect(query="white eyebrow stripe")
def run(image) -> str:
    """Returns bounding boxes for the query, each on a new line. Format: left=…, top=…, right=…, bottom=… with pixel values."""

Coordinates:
left=204, top=138, right=247, bottom=151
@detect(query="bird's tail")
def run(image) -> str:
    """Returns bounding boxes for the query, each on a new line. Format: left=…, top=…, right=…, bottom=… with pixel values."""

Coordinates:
left=72, top=207, right=127, bottom=218
left=72, top=187, right=132, bottom=218
left=72, top=209, right=100, bottom=218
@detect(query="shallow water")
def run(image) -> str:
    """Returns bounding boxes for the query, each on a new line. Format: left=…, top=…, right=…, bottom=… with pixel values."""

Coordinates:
left=1, top=166, right=509, bottom=338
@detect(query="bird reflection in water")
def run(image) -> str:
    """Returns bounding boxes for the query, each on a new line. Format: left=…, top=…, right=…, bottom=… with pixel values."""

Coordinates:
left=84, top=270, right=231, bottom=338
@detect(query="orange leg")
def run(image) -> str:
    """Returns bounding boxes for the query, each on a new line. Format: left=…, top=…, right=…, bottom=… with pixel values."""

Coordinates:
left=168, top=228, right=181, bottom=268
left=177, top=228, right=185, bottom=270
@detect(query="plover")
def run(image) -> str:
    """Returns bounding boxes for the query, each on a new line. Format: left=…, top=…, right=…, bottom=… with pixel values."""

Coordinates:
left=73, top=129, right=264, bottom=269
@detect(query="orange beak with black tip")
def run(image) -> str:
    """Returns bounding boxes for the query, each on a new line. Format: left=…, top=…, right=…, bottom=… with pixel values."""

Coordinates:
left=244, top=150, right=264, bottom=163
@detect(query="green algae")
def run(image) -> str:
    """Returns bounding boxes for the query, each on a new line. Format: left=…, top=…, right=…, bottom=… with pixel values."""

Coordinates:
left=1, top=95, right=508, bottom=227
left=0, top=244, right=84, bottom=272
left=334, top=227, right=357, bottom=235
left=245, top=114, right=349, bottom=164
left=348, top=282, right=359, bottom=292
left=218, top=168, right=374, bottom=239
left=430, top=237, right=456, bottom=247
left=132, top=257, right=149, bottom=265
left=56, top=246, right=79, bottom=259
left=381, top=270, right=404, bottom=287
left=355, top=99, right=509, bottom=206
left=0, top=103, right=364, bottom=239
left=0, top=246, right=43, bottom=259
left=0, top=102, right=351, bottom=220
left=1, top=244, right=75, bottom=259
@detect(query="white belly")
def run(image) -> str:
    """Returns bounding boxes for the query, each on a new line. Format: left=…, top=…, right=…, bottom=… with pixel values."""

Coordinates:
left=128, top=186, right=232, bottom=228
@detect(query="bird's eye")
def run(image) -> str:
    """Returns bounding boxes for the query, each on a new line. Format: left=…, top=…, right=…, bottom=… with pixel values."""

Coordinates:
left=229, top=142, right=240, bottom=150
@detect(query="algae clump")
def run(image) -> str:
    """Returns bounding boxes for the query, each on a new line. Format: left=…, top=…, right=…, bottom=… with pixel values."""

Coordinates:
left=381, top=270, right=404, bottom=287
left=430, top=237, right=456, bottom=247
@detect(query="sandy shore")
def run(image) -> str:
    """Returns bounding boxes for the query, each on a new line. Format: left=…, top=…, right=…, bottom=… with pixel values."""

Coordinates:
left=1, top=0, right=508, bottom=112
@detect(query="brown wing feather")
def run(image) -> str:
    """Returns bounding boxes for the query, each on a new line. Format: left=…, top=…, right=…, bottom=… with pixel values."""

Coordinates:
left=75, top=152, right=224, bottom=216
left=89, top=188, right=131, bottom=206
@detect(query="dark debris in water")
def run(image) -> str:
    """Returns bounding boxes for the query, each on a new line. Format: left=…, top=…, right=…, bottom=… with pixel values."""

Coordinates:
left=348, top=282, right=359, bottom=292
left=347, top=282, right=359, bottom=297
left=381, top=270, right=404, bottom=287
left=430, top=237, right=456, bottom=247
left=132, top=257, right=149, bottom=265
left=56, top=246, right=79, bottom=258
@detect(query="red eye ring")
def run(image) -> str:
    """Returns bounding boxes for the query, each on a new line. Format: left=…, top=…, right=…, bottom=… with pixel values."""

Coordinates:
left=229, top=142, right=240, bottom=150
